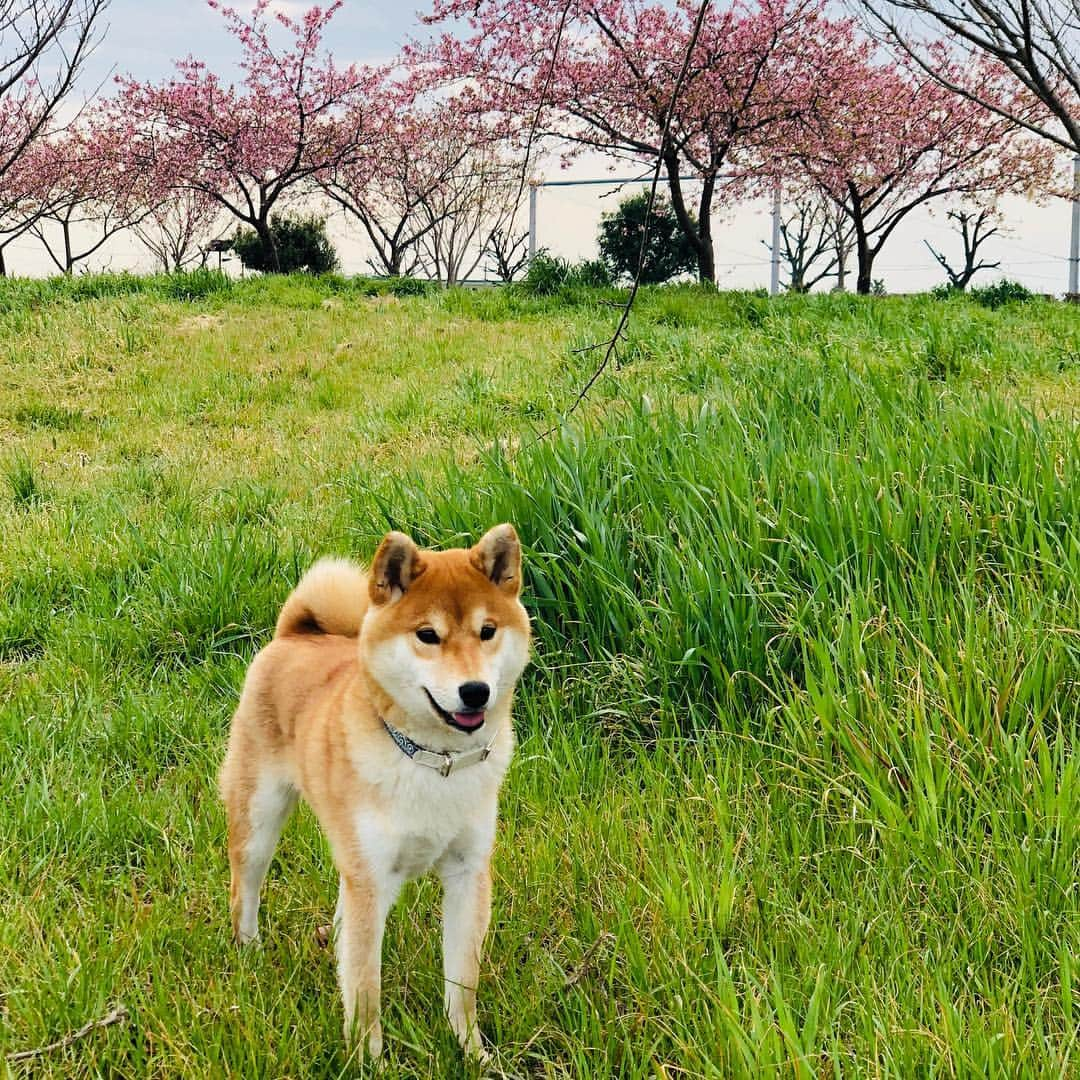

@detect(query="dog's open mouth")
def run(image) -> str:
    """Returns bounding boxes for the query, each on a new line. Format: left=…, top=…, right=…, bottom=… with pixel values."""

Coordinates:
left=424, top=688, right=485, bottom=733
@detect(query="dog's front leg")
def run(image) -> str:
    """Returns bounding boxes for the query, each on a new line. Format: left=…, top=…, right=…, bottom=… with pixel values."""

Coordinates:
left=439, top=856, right=492, bottom=1060
left=336, top=870, right=393, bottom=1059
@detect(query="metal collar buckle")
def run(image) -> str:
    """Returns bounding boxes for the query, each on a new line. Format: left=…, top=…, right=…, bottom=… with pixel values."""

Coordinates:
left=381, top=717, right=497, bottom=777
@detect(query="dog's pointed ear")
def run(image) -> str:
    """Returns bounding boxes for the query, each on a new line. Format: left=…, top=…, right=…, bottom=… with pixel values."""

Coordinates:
left=471, top=523, right=521, bottom=595
left=369, top=532, right=425, bottom=605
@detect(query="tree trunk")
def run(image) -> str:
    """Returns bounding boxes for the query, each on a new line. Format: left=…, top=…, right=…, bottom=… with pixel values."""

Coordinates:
left=856, top=252, right=872, bottom=294
left=256, top=217, right=280, bottom=273
left=0, top=247, right=7, bottom=277
left=696, top=201, right=715, bottom=284
left=696, top=172, right=715, bottom=284
left=63, top=219, right=74, bottom=275
left=834, top=249, right=847, bottom=292
left=664, top=152, right=716, bottom=284
left=853, top=219, right=872, bottom=295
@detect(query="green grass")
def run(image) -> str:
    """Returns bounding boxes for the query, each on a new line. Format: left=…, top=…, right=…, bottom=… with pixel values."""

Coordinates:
left=1, top=275, right=1078, bottom=1077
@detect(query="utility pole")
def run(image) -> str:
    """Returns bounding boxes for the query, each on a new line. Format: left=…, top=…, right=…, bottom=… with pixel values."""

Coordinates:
left=769, top=182, right=782, bottom=296
left=1069, top=154, right=1079, bottom=301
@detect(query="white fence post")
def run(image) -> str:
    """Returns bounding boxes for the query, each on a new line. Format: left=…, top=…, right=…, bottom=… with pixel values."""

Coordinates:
left=528, top=180, right=539, bottom=261
left=769, top=182, right=782, bottom=296
left=1069, top=154, right=1079, bottom=299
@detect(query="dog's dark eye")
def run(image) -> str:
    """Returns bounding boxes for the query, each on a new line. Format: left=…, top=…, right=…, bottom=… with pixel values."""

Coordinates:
left=480, top=625, right=496, bottom=641
left=415, top=628, right=440, bottom=645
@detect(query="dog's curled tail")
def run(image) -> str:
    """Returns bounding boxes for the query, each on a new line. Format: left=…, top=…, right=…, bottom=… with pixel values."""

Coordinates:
left=275, top=558, right=368, bottom=639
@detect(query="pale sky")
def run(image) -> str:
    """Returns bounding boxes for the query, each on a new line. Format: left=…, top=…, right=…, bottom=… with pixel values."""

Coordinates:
left=8, top=0, right=1075, bottom=294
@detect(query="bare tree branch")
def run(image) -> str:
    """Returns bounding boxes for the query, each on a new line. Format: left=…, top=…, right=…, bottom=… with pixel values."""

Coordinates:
left=538, top=0, right=713, bottom=436
left=6, top=1004, right=128, bottom=1064
left=859, top=0, right=1080, bottom=154
left=924, top=206, right=1002, bottom=287
left=0, top=0, right=109, bottom=182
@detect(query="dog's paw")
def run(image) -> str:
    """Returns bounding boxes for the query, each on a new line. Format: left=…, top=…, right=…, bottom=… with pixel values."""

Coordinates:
left=344, top=1020, right=383, bottom=1062
left=366, top=1031, right=383, bottom=1060
left=462, top=1037, right=491, bottom=1068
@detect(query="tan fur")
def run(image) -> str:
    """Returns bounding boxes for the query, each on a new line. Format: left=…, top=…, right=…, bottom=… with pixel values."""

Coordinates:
left=219, top=525, right=530, bottom=1060
left=274, top=557, right=369, bottom=638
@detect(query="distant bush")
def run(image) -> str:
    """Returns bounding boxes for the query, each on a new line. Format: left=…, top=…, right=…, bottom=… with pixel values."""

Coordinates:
left=598, top=192, right=698, bottom=283
left=969, top=279, right=1032, bottom=309
left=160, top=269, right=233, bottom=301
left=386, top=276, right=432, bottom=297
left=519, top=252, right=614, bottom=296
left=232, top=215, right=339, bottom=275
left=519, top=252, right=570, bottom=295
left=571, top=258, right=614, bottom=288
left=930, top=282, right=963, bottom=300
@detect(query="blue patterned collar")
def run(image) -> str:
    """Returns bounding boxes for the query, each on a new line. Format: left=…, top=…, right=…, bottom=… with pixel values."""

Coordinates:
left=381, top=718, right=496, bottom=777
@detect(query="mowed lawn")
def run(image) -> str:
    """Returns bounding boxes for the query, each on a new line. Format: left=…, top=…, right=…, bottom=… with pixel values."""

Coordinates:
left=1, top=275, right=1078, bottom=1078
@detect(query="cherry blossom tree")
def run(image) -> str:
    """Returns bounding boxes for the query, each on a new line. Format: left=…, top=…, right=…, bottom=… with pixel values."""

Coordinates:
left=0, top=0, right=109, bottom=273
left=119, top=0, right=384, bottom=272
left=416, top=147, right=523, bottom=285
left=133, top=186, right=226, bottom=272
left=419, top=0, right=858, bottom=283
left=0, top=0, right=108, bottom=185
left=861, top=0, right=1079, bottom=155
left=789, top=49, right=1058, bottom=293
left=26, top=111, right=148, bottom=274
left=0, top=149, right=51, bottom=275
left=319, top=100, right=474, bottom=278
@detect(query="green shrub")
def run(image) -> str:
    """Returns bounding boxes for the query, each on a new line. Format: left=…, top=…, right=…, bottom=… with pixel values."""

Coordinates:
left=519, top=251, right=571, bottom=295
left=969, top=278, right=1032, bottom=309
left=568, top=257, right=614, bottom=288
left=519, top=252, right=615, bottom=296
left=386, top=276, right=432, bottom=297
left=930, top=282, right=962, bottom=300
left=598, top=191, right=698, bottom=283
left=232, top=215, right=339, bottom=275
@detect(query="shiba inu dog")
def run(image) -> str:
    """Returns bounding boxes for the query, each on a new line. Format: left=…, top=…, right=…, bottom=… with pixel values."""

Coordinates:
left=218, top=525, right=530, bottom=1060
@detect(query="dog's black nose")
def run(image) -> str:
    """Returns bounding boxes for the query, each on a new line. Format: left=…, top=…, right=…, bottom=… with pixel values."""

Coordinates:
left=458, top=681, right=490, bottom=709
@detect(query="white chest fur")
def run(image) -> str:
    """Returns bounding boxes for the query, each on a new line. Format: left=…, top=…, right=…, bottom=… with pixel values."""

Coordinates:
left=352, top=752, right=506, bottom=892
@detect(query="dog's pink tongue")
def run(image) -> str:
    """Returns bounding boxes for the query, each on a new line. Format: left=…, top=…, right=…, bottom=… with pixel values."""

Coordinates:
left=454, top=710, right=485, bottom=731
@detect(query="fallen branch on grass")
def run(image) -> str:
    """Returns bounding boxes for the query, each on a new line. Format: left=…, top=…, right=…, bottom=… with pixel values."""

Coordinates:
left=561, top=931, right=616, bottom=990
left=6, top=1004, right=129, bottom=1064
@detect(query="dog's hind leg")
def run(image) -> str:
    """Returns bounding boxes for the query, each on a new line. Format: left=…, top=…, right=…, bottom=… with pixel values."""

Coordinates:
left=222, top=757, right=298, bottom=945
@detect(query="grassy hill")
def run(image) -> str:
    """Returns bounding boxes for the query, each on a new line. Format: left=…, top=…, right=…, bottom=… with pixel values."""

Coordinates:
left=1, top=274, right=1078, bottom=1076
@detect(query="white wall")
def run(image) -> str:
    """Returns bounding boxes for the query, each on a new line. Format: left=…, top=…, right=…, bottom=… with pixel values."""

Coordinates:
left=4, top=164, right=1075, bottom=295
